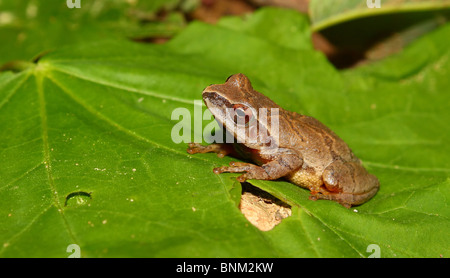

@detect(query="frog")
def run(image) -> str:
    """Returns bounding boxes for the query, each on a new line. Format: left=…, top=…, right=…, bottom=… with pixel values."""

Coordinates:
left=187, top=73, right=379, bottom=208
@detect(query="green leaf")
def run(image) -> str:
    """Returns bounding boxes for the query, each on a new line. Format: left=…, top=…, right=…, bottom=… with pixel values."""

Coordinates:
left=310, top=0, right=450, bottom=31
left=0, top=0, right=188, bottom=65
left=1, top=7, right=449, bottom=257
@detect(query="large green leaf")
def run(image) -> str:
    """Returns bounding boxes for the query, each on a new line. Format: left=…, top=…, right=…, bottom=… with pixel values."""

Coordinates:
left=0, top=7, right=448, bottom=257
left=0, top=0, right=188, bottom=65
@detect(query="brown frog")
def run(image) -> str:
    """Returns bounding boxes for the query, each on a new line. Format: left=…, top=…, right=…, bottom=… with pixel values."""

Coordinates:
left=187, top=73, right=379, bottom=208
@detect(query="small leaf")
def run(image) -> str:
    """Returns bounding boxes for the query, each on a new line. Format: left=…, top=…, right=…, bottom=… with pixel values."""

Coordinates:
left=310, top=0, right=450, bottom=31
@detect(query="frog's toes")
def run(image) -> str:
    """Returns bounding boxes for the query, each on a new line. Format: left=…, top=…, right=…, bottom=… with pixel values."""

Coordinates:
left=229, top=161, right=253, bottom=167
left=187, top=143, right=218, bottom=155
left=236, top=174, right=248, bottom=183
left=308, top=194, right=318, bottom=201
left=213, top=162, right=252, bottom=174
left=188, top=142, right=200, bottom=148
left=213, top=167, right=224, bottom=174
left=186, top=143, right=203, bottom=154
left=213, top=162, right=269, bottom=182
left=187, top=143, right=234, bottom=157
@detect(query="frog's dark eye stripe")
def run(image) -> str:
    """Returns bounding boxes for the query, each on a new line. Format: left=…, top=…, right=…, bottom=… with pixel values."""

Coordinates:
left=203, top=92, right=231, bottom=107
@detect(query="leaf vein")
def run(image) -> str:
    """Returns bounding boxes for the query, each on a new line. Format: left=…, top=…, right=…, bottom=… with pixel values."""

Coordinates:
left=0, top=72, right=31, bottom=111
left=0, top=162, right=43, bottom=193
left=0, top=205, right=53, bottom=256
left=36, top=73, right=79, bottom=246
left=49, top=65, right=197, bottom=106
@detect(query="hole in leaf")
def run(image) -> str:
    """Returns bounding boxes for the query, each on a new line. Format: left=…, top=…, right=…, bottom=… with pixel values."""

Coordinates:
left=239, top=183, right=291, bottom=231
left=64, top=191, right=92, bottom=207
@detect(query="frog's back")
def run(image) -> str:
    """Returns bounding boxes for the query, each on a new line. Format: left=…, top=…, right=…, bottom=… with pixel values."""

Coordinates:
left=281, top=110, right=357, bottom=167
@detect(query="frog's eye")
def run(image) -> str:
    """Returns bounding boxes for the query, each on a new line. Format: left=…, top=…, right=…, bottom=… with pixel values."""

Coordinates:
left=232, top=104, right=253, bottom=126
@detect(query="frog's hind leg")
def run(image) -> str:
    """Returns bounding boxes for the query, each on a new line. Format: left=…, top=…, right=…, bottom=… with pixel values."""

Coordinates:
left=309, top=192, right=353, bottom=208
left=312, top=160, right=379, bottom=208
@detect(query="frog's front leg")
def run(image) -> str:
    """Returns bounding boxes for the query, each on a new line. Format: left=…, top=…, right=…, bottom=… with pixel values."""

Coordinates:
left=214, top=149, right=303, bottom=183
left=187, top=143, right=234, bottom=158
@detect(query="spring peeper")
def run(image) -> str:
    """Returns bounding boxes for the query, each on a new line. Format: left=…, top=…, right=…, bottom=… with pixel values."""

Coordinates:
left=187, top=74, right=379, bottom=208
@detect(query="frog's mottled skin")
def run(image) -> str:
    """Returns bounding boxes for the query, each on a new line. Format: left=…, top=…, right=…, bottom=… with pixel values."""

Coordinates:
left=187, top=74, right=379, bottom=208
